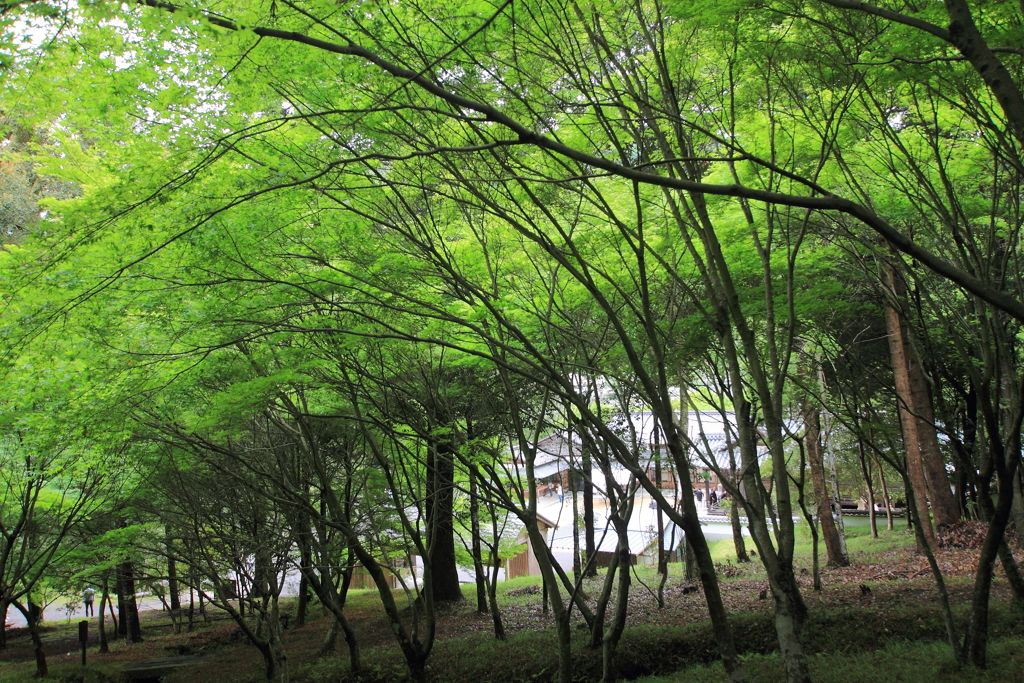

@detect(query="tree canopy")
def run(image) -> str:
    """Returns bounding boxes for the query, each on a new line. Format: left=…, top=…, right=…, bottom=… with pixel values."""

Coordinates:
left=2, top=2, right=1024, bottom=682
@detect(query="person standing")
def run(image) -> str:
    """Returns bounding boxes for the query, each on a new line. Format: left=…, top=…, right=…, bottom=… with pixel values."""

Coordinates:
left=83, top=586, right=96, bottom=617
left=556, top=483, right=564, bottom=503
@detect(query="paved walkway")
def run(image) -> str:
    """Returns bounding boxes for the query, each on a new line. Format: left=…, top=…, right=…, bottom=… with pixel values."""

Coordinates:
left=4, top=595, right=170, bottom=629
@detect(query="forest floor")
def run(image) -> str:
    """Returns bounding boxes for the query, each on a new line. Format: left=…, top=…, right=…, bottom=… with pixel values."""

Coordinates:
left=1, top=521, right=1022, bottom=683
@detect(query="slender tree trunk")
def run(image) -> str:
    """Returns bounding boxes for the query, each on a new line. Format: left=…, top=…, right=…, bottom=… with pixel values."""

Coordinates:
left=873, top=452, right=894, bottom=531
left=959, top=389, right=980, bottom=520
left=469, top=467, right=488, bottom=613
left=810, top=517, right=822, bottom=591
left=187, top=572, right=195, bottom=632
left=589, top=550, right=618, bottom=649
left=583, top=447, right=596, bottom=578
left=99, top=577, right=110, bottom=653
left=655, top=426, right=667, bottom=608
left=601, top=515, right=632, bottom=683
left=296, top=574, right=309, bottom=628
left=167, top=538, right=181, bottom=612
left=475, top=494, right=506, bottom=640
left=1011, top=470, right=1024, bottom=548
left=964, top=486, right=1013, bottom=667
left=198, top=579, right=207, bottom=623
left=486, top=543, right=505, bottom=640
left=793, top=441, right=823, bottom=592
left=727, top=438, right=749, bottom=562
left=542, top=573, right=549, bottom=615
left=572, top=469, right=582, bottom=581
left=859, top=438, right=878, bottom=538
left=294, top=520, right=311, bottom=628
left=336, top=562, right=361, bottom=674
left=108, top=581, right=119, bottom=634
left=116, top=570, right=127, bottom=638
left=803, top=399, right=847, bottom=566
left=683, top=534, right=696, bottom=582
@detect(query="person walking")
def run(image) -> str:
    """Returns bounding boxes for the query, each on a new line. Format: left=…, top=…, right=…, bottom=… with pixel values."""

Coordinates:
left=556, top=483, right=564, bottom=503
left=83, top=586, right=96, bottom=617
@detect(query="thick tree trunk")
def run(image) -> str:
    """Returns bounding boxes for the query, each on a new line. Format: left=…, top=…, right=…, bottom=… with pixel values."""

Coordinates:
left=307, top=558, right=360, bottom=673
left=13, top=600, right=46, bottom=677
left=319, top=614, right=339, bottom=657
left=525, top=519, right=574, bottom=683
left=997, top=540, right=1024, bottom=603
left=267, top=613, right=289, bottom=682
left=338, top=610, right=361, bottom=672
left=964, top=476, right=1015, bottom=666
left=883, top=269, right=938, bottom=550
left=803, top=401, right=847, bottom=566
left=258, top=634, right=290, bottom=683
left=680, top=490, right=747, bottom=682
left=118, top=561, right=143, bottom=643
left=733, top=393, right=811, bottom=683
left=0, top=600, right=7, bottom=649
left=427, top=441, right=463, bottom=602
left=966, top=424, right=1024, bottom=665
left=905, top=337, right=959, bottom=527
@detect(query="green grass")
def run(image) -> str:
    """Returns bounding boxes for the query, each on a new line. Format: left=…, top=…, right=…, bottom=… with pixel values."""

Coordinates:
left=635, top=637, right=1024, bottom=682
left=704, top=517, right=918, bottom=568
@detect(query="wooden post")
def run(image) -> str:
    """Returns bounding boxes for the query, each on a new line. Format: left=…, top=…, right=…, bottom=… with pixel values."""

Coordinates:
left=78, top=620, right=88, bottom=666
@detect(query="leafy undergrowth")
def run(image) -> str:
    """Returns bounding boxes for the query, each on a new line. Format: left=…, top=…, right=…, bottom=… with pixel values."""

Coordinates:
left=2, top=530, right=1022, bottom=683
